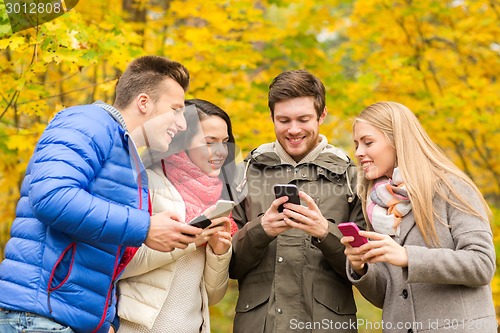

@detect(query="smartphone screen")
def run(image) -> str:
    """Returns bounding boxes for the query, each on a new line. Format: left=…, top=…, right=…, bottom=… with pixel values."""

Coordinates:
left=273, top=184, right=300, bottom=213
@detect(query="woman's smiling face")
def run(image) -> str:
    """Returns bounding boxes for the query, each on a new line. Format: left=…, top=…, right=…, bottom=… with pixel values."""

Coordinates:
left=187, top=116, right=229, bottom=177
left=353, top=120, right=396, bottom=180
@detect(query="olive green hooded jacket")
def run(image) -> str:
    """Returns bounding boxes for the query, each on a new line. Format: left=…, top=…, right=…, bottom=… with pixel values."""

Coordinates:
left=230, top=141, right=366, bottom=333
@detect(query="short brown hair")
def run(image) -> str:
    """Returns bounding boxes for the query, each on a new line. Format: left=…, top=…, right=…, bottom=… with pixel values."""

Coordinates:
left=114, top=56, right=190, bottom=109
left=268, top=69, right=326, bottom=119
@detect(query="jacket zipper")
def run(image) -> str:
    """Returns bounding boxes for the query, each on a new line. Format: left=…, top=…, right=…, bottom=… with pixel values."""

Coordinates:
left=92, top=138, right=145, bottom=332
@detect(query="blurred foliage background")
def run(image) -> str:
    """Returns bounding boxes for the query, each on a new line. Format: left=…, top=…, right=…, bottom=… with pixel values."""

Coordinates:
left=0, top=0, right=498, bottom=331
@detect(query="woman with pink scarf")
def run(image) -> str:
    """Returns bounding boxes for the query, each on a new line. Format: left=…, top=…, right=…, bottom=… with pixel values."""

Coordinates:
left=116, top=99, right=238, bottom=333
left=341, top=102, right=496, bottom=332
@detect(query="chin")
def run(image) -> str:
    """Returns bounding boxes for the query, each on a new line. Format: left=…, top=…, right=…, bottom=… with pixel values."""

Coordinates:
left=205, top=168, right=221, bottom=178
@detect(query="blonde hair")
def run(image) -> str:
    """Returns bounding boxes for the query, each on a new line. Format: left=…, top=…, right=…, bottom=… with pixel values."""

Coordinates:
left=354, top=102, right=491, bottom=246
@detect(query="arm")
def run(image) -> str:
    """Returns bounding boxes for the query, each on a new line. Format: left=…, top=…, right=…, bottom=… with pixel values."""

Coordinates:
left=406, top=185, right=494, bottom=287
left=204, top=244, right=232, bottom=305
left=348, top=183, right=494, bottom=287
left=229, top=194, right=292, bottom=279
left=283, top=191, right=350, bottom=278
left=229, top=216, right=276, bottom=279
left=346, top=261, right=387, bottom=308
left=340, top=234, right=387, bottom=308
left=347, top=164, right=367, bottom=230
left=28, top=107, right=148, bottom=247
left=120, top=243, right=197, bottom=279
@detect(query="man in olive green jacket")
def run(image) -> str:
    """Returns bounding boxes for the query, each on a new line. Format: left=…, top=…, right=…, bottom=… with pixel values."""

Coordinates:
left=229, top=70, right=366, bottom=333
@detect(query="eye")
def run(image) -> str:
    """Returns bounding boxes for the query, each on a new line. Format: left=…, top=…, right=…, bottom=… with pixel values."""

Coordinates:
left=172, top=106, right=184, bottom=114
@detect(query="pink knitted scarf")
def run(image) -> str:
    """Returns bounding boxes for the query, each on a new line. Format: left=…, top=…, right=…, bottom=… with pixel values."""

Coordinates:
left=162, top=151, right=222, bottom=223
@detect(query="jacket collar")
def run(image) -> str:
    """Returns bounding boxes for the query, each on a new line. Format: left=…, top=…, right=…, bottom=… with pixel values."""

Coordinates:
left=93, top=100, right=128, bottom=131
left=247, top=141, right=352, bottom=175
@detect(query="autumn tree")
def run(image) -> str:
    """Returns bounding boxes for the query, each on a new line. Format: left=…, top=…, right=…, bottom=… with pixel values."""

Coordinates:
left=0, top=0, right=498, bottom=329
left=333, top=0, right=500, bottom=204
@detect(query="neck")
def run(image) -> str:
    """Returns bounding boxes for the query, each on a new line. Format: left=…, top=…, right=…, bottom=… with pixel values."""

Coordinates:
left=119, top=105, right=146, bottom=148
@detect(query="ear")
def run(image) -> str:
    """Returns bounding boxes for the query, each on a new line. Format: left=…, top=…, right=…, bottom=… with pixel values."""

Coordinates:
left=318, top=107, right=327, bottom=125
left=136, top=93, right=150, bottom=114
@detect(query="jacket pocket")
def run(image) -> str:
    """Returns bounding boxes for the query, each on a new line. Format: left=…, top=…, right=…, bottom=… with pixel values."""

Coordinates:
left=47, top=242, right=76, bottom=312
left=235, top=272, right=272, bottom=313
left=313, top=274, right=357, bottom=316
left=234, top=272, right=272, bottom=333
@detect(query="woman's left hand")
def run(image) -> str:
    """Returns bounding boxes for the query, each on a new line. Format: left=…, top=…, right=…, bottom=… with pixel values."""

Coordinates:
left=358, top=231, right=409, bottom=267
left=207, top=217, right=232, bottom=255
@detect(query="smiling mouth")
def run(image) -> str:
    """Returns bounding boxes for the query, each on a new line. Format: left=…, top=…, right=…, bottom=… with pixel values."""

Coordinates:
left=209, top=159, right=224, bottom=167
left=288, top=137, right=304, bottom=144
left=361, top=161, right=372, bottom=170
left=166, top=129, right=175, bottom=138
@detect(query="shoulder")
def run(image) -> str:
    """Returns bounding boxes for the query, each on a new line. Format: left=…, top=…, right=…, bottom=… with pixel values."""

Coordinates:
left=146, top=166, right=185, bottom=216
left=43, top=104, right=121, bottom=149
left=313, top=144, right=355, bottom=176
left=49, top=104, right=116, bottom=129
left=146, top=166, right=178, bottom=196
left=435, top=174, right=489, bottom=222
left=440, top=174, right=482, bottom=204
left=246, top=143, right=278, bottom=162
left=321, top=144, right=350, bottom=162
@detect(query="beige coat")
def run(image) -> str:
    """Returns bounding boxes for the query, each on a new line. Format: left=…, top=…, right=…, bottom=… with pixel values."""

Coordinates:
left=348, top=178, right=497, bottom=332
left=117, top=165, right=231, bottom=331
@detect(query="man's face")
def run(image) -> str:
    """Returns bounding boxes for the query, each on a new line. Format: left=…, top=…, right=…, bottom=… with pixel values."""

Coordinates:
left=141, top=78, right=187, bottom=152
left=273, top=96, right=326, bottom=162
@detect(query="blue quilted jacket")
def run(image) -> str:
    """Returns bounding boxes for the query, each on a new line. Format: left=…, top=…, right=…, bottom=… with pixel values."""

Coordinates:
left=0, top=103, right=150, bottom=332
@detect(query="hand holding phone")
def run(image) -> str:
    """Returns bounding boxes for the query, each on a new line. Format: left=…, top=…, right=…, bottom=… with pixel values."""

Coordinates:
left=338, top=222, right=368, bottom=247
left=189, top=200, right=235, bottom=230
left=273, top=184, right=300, bottom=213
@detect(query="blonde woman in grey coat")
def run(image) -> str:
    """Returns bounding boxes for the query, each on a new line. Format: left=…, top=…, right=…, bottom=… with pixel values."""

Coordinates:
left=341, top=101, right=497, bottom=332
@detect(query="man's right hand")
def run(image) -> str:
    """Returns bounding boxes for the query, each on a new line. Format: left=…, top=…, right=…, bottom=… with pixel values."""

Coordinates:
left=261, top=196, right=292, bottom=237
left=145, top=211, right=202, bottom=252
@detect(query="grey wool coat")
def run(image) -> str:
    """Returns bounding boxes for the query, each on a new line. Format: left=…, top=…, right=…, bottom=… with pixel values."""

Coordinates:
left=348, top=178, right=497, bottom=333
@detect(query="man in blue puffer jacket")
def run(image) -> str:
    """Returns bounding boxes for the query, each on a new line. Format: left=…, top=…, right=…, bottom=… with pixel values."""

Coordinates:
left=0, top=56, right=203, bottom=333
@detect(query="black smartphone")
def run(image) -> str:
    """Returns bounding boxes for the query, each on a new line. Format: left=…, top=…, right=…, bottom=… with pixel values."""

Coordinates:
left=187, top=214, right=211, bottom=229
left=273, top=183, right=300, bottom=213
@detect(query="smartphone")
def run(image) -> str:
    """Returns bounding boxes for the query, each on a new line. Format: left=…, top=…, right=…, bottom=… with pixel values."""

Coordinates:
left=206, top=200, right=235, bottom=220
left=273, top=184, right=300, bottom=213
left=338, top=222, right=368, bottom=247
left=187, top=214, right=212, bottom=229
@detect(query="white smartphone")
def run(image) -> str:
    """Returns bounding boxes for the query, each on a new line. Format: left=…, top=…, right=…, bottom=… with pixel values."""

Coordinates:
left=206, top=200, right=235, bottom=220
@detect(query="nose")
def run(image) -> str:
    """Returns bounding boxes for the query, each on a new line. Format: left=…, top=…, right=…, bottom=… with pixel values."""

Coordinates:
left=354, top=145, right=364, bottom=160
left=287, top=121, right=301, bottom=135
left=210, top=142, right=228, bottom=157
left=176, top=112, right=187, bottom=132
